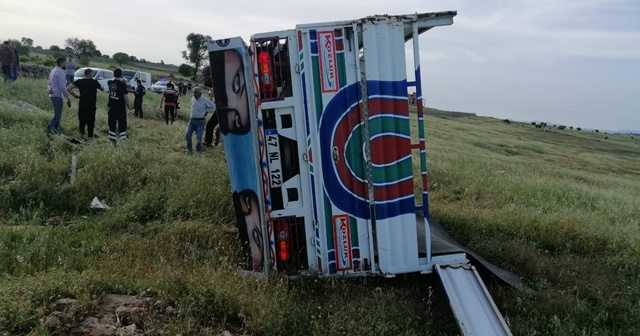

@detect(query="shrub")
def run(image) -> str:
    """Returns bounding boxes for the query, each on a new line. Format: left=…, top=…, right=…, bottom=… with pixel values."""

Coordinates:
left=569, top=126, right=573, bottom=130
left=577, top=127, right=582, bottom=131
left=78, top=56, right=91, bottom=67
left=502, top=119, right=510, bottom=124
left=595, top=129, right=599, bottom=133
left=19, top=55, right=30, bottom=63
left=558, top=125, right=566, bottom=130
left=41, top=56, right=55, bottom=67
left=605, top=136, right=609, bottom=140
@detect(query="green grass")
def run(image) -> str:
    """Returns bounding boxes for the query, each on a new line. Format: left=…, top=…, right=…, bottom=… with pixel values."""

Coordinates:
left=1, top=79, right=640, bottom=335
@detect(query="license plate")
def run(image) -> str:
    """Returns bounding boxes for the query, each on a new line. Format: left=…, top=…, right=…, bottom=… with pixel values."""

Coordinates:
left=265, top=129, right=283, bottom=188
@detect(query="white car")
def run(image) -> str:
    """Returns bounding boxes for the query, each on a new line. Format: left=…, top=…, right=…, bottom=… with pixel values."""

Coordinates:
left=150, top=81, right=177, bottom=94
left=73, top=67, right=114, bottom=90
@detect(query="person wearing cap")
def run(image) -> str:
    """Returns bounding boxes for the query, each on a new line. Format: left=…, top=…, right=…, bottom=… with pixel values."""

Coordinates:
left=66, top=55, right=77, bottom=85
left=185, top=87, right=216, bottom=153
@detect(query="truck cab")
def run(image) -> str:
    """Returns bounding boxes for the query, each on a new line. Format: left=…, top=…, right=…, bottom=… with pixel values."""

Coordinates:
left=209, top=12, right=516, bottom=335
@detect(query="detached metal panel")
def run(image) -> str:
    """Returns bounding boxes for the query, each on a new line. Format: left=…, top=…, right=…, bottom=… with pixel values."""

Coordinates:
left=436, top=264, right=513, bottom=336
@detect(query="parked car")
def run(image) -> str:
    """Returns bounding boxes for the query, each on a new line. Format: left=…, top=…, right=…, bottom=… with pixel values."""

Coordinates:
left=73, top=67, right=114, bottom=90
left=121, top=69, right=152, bottom=91
left=150, top=80, right=176, bottom=93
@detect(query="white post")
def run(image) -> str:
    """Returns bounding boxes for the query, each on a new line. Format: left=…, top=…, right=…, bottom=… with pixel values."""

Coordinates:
left=70, top=155, right=77, bottom=185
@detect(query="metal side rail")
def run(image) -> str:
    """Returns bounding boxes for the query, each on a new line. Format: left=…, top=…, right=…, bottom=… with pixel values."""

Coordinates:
left=435, top=264, right=513, bottom=336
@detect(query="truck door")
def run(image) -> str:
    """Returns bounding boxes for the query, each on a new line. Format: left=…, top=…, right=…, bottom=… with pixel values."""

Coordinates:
left=297, top=25, right=374, bottom=275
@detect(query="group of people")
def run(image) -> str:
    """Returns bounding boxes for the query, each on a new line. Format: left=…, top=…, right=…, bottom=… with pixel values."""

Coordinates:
left=1, top=41, right=20, bottom=82
left=45, top=56, right=221, bottom=152
left=46, top=57, right=130, bottom=144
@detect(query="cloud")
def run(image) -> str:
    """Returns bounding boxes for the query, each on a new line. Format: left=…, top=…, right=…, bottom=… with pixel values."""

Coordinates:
left=0, top=0, right=638, bottom=130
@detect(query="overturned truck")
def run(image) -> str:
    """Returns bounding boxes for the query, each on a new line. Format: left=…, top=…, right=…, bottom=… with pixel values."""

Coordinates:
left=209, top=11, right=514, bottom=335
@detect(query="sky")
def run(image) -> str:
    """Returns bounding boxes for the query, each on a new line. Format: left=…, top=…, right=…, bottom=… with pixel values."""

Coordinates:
left=1, top=0, right=639, bottom=131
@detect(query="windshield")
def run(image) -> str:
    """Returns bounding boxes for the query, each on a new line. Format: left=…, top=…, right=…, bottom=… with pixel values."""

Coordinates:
left=122, top=70, right=137, bottom=80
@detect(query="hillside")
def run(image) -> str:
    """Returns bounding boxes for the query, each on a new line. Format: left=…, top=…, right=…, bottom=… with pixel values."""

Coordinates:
left=24, top=48, right=191, bottom=83
left=1, top=79, right=640, bottom=335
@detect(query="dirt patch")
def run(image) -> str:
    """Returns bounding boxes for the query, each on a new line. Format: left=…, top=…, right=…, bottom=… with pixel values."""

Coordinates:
left=71, top=294, right=153, bottom=335
left=43, top=294, right=162, bottom=335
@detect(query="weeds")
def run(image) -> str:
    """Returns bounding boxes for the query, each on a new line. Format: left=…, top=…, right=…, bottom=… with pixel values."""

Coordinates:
left=1, top=80, right=640, bottom=335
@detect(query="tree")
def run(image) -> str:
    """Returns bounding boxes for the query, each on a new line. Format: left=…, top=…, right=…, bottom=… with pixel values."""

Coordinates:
left=595, top=129, right=599, bottom=133
left=558, top=125, right=566, bottom=130
left=112, top=52, right=130, bottom=66
left=576, top=127, right=582, bottom=131
left=129, top=55, right=138, bottom=62
left=181, top=33, right=211, bottom=79
left=178, top=63, right=194, bottom=77
left=20, top=37, right=33, bottom=47
left=103, top=54, right=110, bottom=59
left=569, top=126, right=573, bottom=130
left=64, top=37, right=97, bottom=57
left=160, top=60, right=164, bottom=65
left=94, top=50, right=102, bottom=57
left=78, top=56, right=91, bottom=67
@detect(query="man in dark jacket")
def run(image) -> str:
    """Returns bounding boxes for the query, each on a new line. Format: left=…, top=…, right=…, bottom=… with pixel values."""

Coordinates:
left=1, top=41, right=13, bottom=82
left=133, top=79, right=145, bottom=118
left=107, top=69, right=131, bottom=144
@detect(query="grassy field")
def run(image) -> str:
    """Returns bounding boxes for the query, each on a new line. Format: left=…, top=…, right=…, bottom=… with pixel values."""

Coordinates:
left=1, top=79, right=639, bottom=335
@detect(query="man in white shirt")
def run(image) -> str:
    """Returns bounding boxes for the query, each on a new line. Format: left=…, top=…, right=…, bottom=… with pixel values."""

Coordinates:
left=185, top=87, right=216, bottom=153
